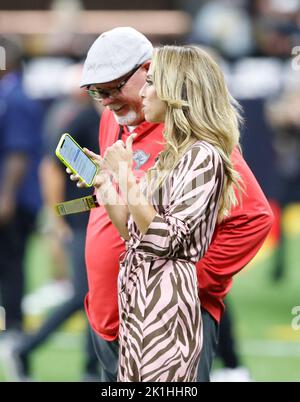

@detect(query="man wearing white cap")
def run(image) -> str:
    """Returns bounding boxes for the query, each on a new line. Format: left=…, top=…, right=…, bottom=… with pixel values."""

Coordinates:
left=79, top=27, right=273, bottom=382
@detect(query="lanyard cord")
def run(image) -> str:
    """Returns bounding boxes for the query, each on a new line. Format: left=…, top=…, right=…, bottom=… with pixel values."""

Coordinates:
left=118, top=125, right=124, bottom=141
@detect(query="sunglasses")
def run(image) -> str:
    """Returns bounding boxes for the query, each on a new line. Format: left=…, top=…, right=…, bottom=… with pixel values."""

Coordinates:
left=86, top=66, right=141, bottom=101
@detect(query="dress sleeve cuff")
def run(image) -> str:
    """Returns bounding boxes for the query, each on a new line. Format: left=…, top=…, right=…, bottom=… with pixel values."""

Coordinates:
left=136, top=213, right=190, bottom=257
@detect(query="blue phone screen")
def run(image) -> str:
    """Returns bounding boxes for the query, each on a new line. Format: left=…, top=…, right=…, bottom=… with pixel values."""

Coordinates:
left=60, top=136, right=96, bottom=184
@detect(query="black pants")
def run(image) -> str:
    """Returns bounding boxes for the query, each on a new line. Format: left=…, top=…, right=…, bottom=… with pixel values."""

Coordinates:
left=0, top=207, right=36, bottom=330
left=91, top=308, right=219, bottom=382
left=16, top=228, right=98, bottom=375
left=216, top=300, right=240, bottom=368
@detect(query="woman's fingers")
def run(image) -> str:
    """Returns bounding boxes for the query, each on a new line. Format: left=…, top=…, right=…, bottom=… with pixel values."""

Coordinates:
left=125, top=133, right=136, bottom=153
left=83, top=148, right=103, bottom=162
left=76, top=180, right=87, bottom=188
left=70, top=173, right=80, bottom=181
left=92, top=175, right=106, bottom=188
left=65, top=168, right=87, bottom=187
left=83, top=148, right=106, bottom=172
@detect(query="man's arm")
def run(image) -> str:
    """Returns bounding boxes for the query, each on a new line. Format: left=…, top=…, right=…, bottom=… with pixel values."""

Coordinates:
left=40, top=157, right=65, bottom=206
left=96, top=178, right=131, bottom=241
left=39, top=157, right=73, bottom=241
left=197, top=147, right=274, bottom=280
left=0, top=152, right=29, bottom=224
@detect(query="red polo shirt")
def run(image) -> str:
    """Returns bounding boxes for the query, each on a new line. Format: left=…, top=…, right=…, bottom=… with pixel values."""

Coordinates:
left=85, top=109, right=273, bottom=341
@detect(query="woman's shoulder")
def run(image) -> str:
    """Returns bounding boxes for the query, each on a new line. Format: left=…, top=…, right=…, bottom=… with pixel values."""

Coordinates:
left=170, top=141, right=223, bottom=185
left=182, top=140, right=221, bottom=165
left=190, top=139, right=218, bottom=152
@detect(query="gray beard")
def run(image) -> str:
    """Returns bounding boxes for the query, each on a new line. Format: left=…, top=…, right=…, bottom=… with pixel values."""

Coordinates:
left=113, top=110, right=138, bottom=126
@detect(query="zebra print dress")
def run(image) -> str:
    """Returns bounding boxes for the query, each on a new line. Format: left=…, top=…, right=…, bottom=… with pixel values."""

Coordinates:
left=118, top=141, right=224, bottom=382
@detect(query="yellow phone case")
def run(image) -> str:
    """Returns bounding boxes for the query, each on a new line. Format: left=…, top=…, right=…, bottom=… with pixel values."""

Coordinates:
left=55, top=133, right=98, bottom=187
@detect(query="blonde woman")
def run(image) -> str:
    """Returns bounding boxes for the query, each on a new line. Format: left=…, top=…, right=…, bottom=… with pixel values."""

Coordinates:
left=72, top=45, right=242, bottom=382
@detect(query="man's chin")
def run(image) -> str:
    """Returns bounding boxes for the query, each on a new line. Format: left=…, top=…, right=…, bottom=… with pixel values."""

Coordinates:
left=113, top=111, right=139, bottom=126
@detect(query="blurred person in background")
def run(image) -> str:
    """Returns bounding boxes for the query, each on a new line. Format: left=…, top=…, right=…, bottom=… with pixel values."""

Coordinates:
left=0, top=36, right=43, bottom=338
left=265, top=89, right=300, bottom=280
left=72, top=27, right=273, bottom=382
left=3, top=64, right=101, bottom=382
left=189, top=0, right=300, bottom=60
left=190, top=0, right=254, bottom=60
left=251, top=0, right=300, bottom=58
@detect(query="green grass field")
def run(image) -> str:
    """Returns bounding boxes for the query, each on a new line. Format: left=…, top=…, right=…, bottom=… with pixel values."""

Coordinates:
left=0, top=209, right=300, bottom=382
left=224, top=235, right=300, bottom=382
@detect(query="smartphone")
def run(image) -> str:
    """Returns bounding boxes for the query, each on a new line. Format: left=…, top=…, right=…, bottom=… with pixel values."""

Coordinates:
left=55, top=133, right=98, bottom=187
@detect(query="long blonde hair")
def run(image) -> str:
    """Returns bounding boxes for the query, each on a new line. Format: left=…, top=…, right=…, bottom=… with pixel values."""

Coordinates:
left=146, top=45, right=243, bottom=220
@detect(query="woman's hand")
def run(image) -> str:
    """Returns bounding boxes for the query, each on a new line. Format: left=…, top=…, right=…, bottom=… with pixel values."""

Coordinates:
left=67, top=148, right=110, bottom=190
left=103, top=133, right=136, bottom=182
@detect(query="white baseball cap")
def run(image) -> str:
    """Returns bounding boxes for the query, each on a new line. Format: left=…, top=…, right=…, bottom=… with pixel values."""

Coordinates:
left=80, top=27, right=153, bottom=87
